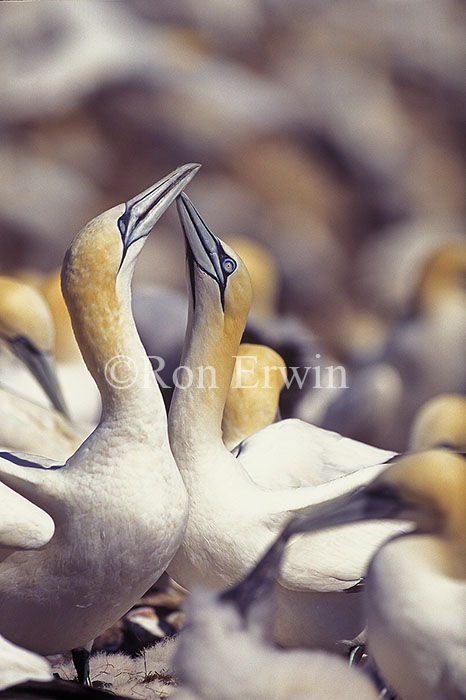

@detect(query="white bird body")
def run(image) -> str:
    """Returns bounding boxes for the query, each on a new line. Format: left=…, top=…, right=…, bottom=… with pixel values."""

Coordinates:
left=0, top=633, right=52, bottom=691
left=172, top=507, right=379, bottom=700
left=167, top=193, right=406, bottom=649
left=173, top=591, right=378, bottom=700
left=367, top=534, right=465, bottom=700
left=0, top=165, right=198, bottom=660
left=285, top=450, right=466, bottom=700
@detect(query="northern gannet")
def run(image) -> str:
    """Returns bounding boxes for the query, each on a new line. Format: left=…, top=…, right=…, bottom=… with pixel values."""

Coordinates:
left=172, top=503, right=378, bottom=700
left=0, top=164, right=198, bottom=683
left=167, top=193, right=406, bottom=649
left=221, top=343, right=286, bottom=450
left=0, top=387, right=86, bottom=461
left=0, top=276, right=68, bottom=417
left=360, top=242, right=466, bottom=449
left=283, top=449, right=466, bottom=700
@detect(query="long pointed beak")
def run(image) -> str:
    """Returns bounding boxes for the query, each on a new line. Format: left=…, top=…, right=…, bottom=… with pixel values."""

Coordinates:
left=176, top=192, right=225, bottom=284
left=282, top=485, right=403, bottom=541
left=118, top=163, right=201, bottom=254
left=8, top=338, right=69, bottom=418
left=220, top=484, right=404, bottom=620
left=219, top=520, right=296, bottom=620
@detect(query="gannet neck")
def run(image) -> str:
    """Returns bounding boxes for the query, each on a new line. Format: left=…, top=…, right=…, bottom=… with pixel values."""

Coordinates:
left=62, top=163, right=200, bottom=438
left=170, top=300, right=244, bottom=459
left=62, top=209, right=164, bottom=435
left=170, top=193, right=252, bottom=463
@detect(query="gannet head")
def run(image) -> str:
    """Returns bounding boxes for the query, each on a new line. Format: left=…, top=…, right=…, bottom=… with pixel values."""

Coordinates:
left=0, top=275, right=68, bottom=416
left=415, top=243, right=466, bottom=315
left=226, top=237, right=279, bottom=320
left=284, top=450, right=466, bottom=549
left=176, top=192, right=253, bottom=340
left=222, top=343, right=286, bottom=449
left=410, top=394, right=466, bottom=451
left=61, top=164, right=200, bottom=379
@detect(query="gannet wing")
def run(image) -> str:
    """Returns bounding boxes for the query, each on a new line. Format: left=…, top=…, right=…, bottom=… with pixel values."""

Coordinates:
left=0, top=633, right=52, bottom=690
left=0, top=449, right=63, bottom=550
left=0, top=450, right=62, bottom=470
left=234, top=418, right=395, bottom=489
left=0, top=482, right=55, bottom=550
left=256, top=462, right=410, bottom=593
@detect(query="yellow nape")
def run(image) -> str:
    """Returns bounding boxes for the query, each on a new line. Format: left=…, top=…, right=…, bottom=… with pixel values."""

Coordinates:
left=222, top=343, right=286, bottom=450
left=61, top=205, right=125, bottom=383
left=226, top=236, right=279, bottom=320
left=379, top=450, right=466, bottom=549
left=0, top=275, right=54, bottom=353
left=41, top=269, right=81, bottom=363
left=416, top=243, right=466, bottom=314
left=410, top=394, right=466, bottom=451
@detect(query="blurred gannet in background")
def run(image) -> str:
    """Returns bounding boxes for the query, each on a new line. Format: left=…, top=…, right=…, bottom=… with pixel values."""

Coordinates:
left=285, top=450, right=466, bottom=700
left=0, top=634, right=52, bottom=691
left=167, top=193, right=406, bottom=650
left=0, top=277, right=68, bottom=417
left=172, top=508, right=378, bottom=700
left=222, top=343, right=286, bottom=450
left=409, top=393, right=466, bottom=452
left=366, top=243, right=466, bottom=449
left=0, top=387, right=85, bottom=462
left=0, top=164, right=198, bottom=684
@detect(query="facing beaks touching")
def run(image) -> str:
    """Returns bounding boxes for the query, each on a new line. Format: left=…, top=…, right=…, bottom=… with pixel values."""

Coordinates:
left=118, top=163, right=201, bottom=263
left=176, top=191, right=238, bottom=309
left=7, top=336, right=69, bottom=418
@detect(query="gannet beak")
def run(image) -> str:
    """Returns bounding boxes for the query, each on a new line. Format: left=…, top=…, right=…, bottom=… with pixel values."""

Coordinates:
left=219, top=522, right=295, bottom=620
left=176, top=192, right=238, bottom=309
left=176, top=192, right=225, bottom=282
left=7, top=337, right=69, bottom=418
left=118, top=163, right=201, bottom=256
left=283, top=485, right=405, bottom=541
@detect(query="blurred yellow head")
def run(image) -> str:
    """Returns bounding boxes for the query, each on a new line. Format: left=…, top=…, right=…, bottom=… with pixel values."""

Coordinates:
left=0, top=275, right=54, bottom=353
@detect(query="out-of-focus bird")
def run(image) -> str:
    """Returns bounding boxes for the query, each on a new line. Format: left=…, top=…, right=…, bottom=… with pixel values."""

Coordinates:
left=222, top=343, right=286, bottom=450
left=365, top=243, right=466, bottom=449
left=172, top=508, right=378, bottom=700
left=0, top=276, right=68, bottom=417
left=409, top=393, right=466, bottom=452
left=284, top=449, right=466, bottom=700
left=167, top=193, right=407, bottom=650
left=0, top=164, right=198, bottom=684
left=0, top=387, right=85, bottom=461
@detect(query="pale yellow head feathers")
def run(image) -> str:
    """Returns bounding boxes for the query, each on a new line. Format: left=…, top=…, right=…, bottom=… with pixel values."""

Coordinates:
left=0, top=275, right=55, bottom=353
left=416, top=243, right=466, bottom=314
left=222, top=343, right=286, bottom=449
left=374, top=450, right=466, bottom=545
left=41, top=269, right=81, bottom=363
left=410, top=394, right=466, bottom=451
left=226, top=237, right=279, bottom=320
left=61, top=204, right=126, bottom=381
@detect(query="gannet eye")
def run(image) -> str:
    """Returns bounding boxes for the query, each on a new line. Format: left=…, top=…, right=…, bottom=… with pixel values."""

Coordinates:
left=222, top=258, right=236, bottom=274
